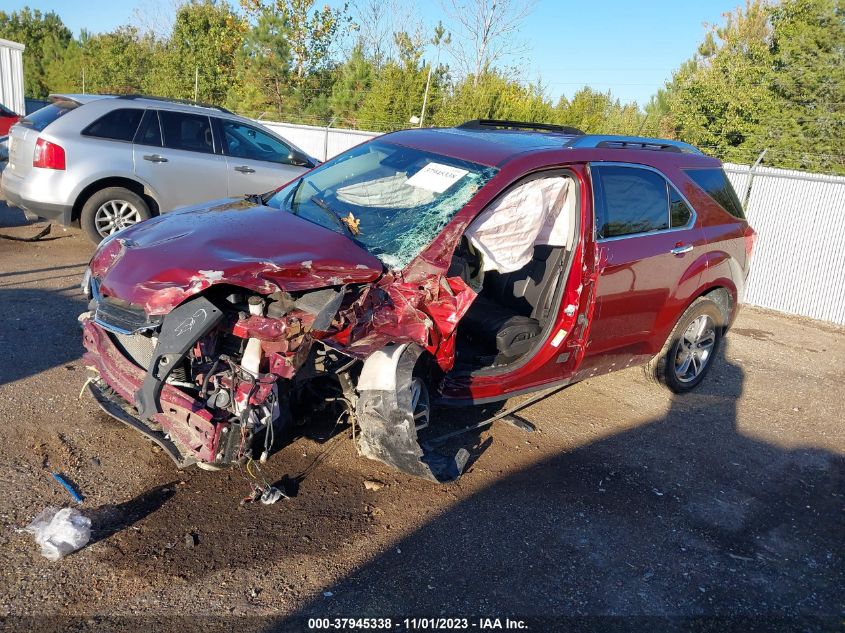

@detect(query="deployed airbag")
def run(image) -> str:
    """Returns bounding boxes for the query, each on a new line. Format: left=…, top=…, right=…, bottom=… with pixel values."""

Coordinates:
left=336, top=173, right=436, bottom=208
left=466, top=176, right=573, bottom=273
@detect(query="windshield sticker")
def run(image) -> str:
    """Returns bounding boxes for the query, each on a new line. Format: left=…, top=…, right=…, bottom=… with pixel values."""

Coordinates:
left=406, top=163, right=469, bottom=193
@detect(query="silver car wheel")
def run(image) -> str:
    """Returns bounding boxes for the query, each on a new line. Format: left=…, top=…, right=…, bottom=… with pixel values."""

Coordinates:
left=409, top=377, right=430, bottom=431
left=674, top=314, right=716, bottom=383
left=94, top=199, right=141, bottom=237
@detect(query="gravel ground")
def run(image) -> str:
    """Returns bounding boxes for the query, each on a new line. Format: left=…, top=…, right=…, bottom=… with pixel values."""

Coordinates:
left=0, top=202, right=842, bottom=632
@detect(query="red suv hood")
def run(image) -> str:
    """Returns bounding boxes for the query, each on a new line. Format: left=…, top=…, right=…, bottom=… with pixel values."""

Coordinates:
left=91, top=199, right=384, bottom=315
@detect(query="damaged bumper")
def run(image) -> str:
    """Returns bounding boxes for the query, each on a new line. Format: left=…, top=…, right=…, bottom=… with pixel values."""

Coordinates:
left=81, top=318, right=224, bottom=466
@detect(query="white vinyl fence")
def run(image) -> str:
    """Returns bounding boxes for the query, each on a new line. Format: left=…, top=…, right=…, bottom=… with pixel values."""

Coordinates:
left=724, top=163, right=845, bottom=325
left=253, top=119, right=845, bottom=325
left=258, top=119, right=378, bottom=162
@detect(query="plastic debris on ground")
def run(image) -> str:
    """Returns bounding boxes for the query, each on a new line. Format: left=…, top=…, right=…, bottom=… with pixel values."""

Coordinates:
left=260, top=486, right=285, bottom=505
left=25, top=506, right=91, bottom=561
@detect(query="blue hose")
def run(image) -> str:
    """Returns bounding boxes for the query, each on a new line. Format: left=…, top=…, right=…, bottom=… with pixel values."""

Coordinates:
left=52, top=473, right=83, bottom=504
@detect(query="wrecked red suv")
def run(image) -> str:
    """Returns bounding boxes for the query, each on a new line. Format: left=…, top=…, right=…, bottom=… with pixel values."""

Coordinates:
left=81, top=120, right=755, bottom=482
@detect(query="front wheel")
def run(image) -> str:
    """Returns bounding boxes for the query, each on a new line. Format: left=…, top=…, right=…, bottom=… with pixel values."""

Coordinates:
left=355, top=345, right=466, bottom=482
left=80, top=187, right=152, bottom=244
left=645, top=297, right=724, bottom=393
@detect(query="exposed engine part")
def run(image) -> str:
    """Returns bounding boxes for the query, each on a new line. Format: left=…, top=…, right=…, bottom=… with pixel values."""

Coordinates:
left=116, top=284, right=362, bottom=470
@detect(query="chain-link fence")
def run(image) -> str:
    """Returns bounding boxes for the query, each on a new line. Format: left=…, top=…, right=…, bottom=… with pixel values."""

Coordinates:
left=724, top=163, right=845, bottom=325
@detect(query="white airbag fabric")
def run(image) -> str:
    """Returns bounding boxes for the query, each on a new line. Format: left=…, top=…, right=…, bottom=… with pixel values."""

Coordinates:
left=466, top=176, right=573, bottom=273
left=337, top=173, right=435, bottom=208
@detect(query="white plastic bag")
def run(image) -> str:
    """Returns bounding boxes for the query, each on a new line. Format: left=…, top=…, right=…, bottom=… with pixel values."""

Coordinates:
left=25, top=506, right=91, bottom=561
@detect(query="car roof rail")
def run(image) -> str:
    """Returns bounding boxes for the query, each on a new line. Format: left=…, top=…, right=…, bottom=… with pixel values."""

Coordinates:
left=564, top=134, right=702, bottom=154
left=116, top=94, right=234, bottom=114
left=458, top=119, right=586, bottom=136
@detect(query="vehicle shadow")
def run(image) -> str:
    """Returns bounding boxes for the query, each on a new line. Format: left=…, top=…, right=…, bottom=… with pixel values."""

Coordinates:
left=0, top=287, right=87, bottom=386
left=0, top=201, right=31, bottom=228
left=85, top=483, right=177, bottom=546
left=270, top=341, right=843, bottom=628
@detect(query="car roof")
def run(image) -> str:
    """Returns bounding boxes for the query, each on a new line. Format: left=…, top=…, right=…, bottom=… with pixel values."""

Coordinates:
left=48, top=93, right=238, bottom=117
left=49, top=93, right=115, bottom=106
left=381, top=122, right=715, bottom=169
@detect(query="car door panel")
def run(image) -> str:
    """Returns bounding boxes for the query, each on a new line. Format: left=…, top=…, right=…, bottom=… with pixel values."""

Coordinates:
left=225, top=156, right=304, bottom=196
left=579, top=163, right=707, bottom=376
left=440, top=164, right=598, bottom=403
left=132, top=109, right=228, bottom=211
left=217, top=119, right=306, bottom=196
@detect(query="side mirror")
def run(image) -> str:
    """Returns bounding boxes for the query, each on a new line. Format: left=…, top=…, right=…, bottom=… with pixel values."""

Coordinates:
left=288, top=149, right=315, bottom=168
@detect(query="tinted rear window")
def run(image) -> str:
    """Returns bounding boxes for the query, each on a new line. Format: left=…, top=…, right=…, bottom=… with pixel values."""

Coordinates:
left=20, top=101, right=78, bottom=132
left=82, top=108, right=144, bottom=142
left=594, top=166, right=669, bottom=238
left=685, top=168, right=745, bottom=219
left=159, top=110, right=214, bottom=153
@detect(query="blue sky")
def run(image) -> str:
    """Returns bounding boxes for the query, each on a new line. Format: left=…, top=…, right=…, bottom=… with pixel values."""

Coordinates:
left=3, top=0, right=742, bottom=105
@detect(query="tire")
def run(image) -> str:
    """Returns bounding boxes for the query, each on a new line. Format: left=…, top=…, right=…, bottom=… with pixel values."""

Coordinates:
left=355, top=345, right=466, bottom=482
left=644, top=296, right=724, bottom=393
left=80, top=187, right=151, bottom=244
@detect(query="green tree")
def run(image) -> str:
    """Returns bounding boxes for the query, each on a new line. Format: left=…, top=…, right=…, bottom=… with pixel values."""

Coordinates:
left=664, top=0, right=844, bottom=173
left=240, top=0, right=351, bottom=86
left=329, top=42, right=374, bottom=125
left=226, top=9, right=293, bottom=118
left=358, top=30, right=432, bottom=130
left=433, top=71, right=554, bottom=126
left=150, top=0, right=246, bottom=104
left=0, top=7, right=72, bottom=98
left=552, top=87, right=645, bottom=134
left=42, top=34, right=85, bottom=93
left=667, top=1, right=776, bottom=163
left=766, top=0, right=844, bottom=172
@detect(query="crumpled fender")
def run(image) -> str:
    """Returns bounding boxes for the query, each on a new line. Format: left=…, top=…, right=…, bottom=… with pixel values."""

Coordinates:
left=355, top=344, right=468, bottom=482
left=325, top=272, right=476, bottom=371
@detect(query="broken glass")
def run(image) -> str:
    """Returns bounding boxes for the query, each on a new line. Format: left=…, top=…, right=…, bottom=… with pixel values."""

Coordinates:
left=266, top=141, right=498, bottom=270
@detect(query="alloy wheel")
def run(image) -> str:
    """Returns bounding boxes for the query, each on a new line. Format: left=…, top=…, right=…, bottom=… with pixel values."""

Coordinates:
left=409, top=377, right=430, bottom=430
left=674, top=314, right=716, bottom=383
left=94, top=199, right=141, bottom=237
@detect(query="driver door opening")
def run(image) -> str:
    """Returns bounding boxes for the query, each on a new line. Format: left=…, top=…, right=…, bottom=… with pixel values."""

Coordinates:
left=450, top=170, right=580, bottom=372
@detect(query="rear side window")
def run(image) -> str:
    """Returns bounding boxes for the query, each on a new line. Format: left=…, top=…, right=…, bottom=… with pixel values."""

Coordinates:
left=594, top=166, right=669, bottom=238
left=135, top=110, right=162, bottom=147
left=670, top=187, right=693, bottom=227
left=82, top=108, right=144, bottom=142
left=685, top=168, right=745, bottom=219
left=159, top=110, right=214, bottom=154
left=19, top=101, right=78, bottom=132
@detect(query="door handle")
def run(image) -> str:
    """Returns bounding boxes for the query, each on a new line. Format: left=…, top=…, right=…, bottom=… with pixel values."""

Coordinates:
left=143, top=154, right=168, bottom=163
left=670, top=244, right=694, bottom=255
left=234, top=165, right=255, bottom=173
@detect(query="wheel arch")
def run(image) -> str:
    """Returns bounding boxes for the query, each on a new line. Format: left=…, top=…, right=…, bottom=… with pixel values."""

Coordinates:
left=695, top=280, right=739, bottom=329
left=72, top=177, right=161, bottom=224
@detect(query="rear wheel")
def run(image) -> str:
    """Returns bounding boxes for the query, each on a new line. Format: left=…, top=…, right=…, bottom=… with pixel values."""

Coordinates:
left=645, top=297, right=723, bottom=393
left=80, top=187, right=151, bottom=244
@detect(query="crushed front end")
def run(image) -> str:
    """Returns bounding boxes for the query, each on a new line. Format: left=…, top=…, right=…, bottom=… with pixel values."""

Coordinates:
left=81, top=275, right=353, bottom=470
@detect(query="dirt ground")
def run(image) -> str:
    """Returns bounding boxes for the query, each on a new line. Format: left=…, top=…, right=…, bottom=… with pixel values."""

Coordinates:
left=0, top=202, right=842, bottom=632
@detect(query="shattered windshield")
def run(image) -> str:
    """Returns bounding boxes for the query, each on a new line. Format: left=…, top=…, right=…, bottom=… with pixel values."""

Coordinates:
left=265, top=141, right=498, bottom=270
